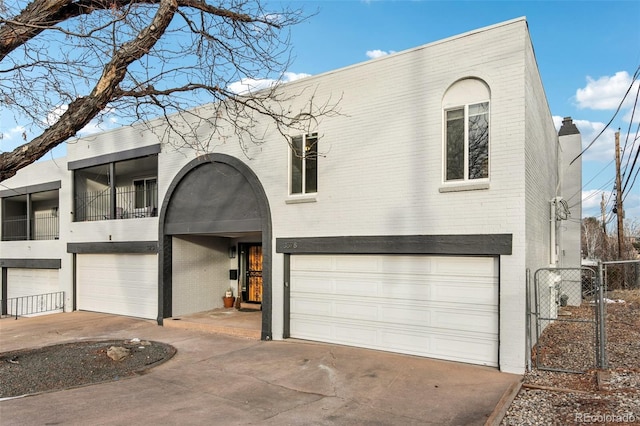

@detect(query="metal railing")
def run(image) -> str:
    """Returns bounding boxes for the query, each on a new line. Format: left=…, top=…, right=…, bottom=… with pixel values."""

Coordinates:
left=74, top=186, right=157, bottom=222
left=1, top=214, right=59, bottom=241
left=1, top=292, right=65, bottom=319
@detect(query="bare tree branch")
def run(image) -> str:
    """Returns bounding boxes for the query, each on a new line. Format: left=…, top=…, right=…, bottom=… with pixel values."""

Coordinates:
left=1, top=0, right=178, bottom=179
left=0, top=0, right=334, bottom=181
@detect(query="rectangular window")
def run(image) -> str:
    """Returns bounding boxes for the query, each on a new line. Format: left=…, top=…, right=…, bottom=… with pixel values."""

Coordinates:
left=1, top=189, right=60, bottom=241
left=445, top=102, right=489, bottom=181
left=134, top=178, right=158, bottom=209
left=73, top=154, right=158, bottom=221
left=290, top=133, right=318, bottom=195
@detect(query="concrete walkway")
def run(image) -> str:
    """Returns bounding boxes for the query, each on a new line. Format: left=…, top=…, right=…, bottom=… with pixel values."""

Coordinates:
left=0, top=312, right=520, bottom=425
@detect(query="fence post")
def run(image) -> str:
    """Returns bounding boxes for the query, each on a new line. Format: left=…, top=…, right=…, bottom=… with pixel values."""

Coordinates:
left=525, top=268, right=532, bottom=372
left=597, top=261, right=607, bottom=369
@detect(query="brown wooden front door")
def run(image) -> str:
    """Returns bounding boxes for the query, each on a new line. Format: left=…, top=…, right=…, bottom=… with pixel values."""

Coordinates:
left=245, top=244, right=263, bottom=303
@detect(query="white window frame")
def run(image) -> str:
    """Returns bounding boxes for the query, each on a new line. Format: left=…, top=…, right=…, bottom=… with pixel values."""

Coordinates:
left=288, top=133, right=318, bottom=202
left=133, top=177, right=157, bottom=211
left=444, top=101, right=490, bottom=182
left=440, top=78, right=491, bottom=192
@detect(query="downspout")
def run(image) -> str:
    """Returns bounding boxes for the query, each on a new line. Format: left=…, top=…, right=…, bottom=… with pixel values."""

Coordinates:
left=550, top=129, right=561, bottom=267
left=550, top=198, right=557, bottom=266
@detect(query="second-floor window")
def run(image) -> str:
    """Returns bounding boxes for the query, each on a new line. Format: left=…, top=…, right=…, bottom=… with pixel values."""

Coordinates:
left=445, top=101, right=489, bottom=181
left=290, top=133, right=318, bottom=195
left=73, top=154, right=158, bottom=221
left=1, top=184, right=60, bottom=241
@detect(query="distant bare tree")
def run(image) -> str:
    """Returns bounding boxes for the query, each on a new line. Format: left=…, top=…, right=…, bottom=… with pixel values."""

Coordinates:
left=581, top=217, right=602, bottom=260
left=0, top=0, right=338, bottom=181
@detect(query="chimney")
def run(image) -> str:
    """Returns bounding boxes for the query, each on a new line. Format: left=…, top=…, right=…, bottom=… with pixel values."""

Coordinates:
left=558, top=116, right=580, bottom=136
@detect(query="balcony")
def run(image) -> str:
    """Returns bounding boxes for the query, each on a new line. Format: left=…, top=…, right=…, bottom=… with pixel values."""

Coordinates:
left=73, top=154, right=158, bottom=222
left=1, top=213, right=59, bottom=241
left=74, top=185, right=157, bottom=222
left=1, top=189, right=59, bottom=241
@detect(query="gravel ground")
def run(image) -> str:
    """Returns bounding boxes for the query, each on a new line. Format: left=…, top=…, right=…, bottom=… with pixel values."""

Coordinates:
left=0, top=339, right=176, bottom=399
left=501, top=289, right=640, bottom=425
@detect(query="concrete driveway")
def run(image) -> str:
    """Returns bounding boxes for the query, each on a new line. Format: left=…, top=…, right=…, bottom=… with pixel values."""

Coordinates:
left=0, top=312, right=520, bottom=425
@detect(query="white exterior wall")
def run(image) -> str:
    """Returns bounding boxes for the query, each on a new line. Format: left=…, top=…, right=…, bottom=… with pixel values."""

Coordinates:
left=157, top=19, right=531, bottom=244
left=0, top=160, right=74, bottom=311
left=172, top=235, right=234, bottom=316
left=520, top=26, right=561, bottom=372
left=559, top=130, right=582, bottom=268
left=2, top=18, right=561, bottom=374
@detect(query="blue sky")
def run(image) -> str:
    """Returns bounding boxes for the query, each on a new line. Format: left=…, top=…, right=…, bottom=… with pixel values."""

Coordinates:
left=2, top=0, right=639, bottom=226
left=279, top=0, right=640, bottom=225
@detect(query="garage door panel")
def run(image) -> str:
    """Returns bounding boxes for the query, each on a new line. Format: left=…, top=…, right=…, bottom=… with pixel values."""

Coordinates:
left=290, top=254, right=498, bottom=367
left=335, top=301, right=379, bottom=320
left=291, top=275, right=334, bottom=294
left=379, top=280, right=431, bottom=300
left=432, top=335, right=497, bottom=365
left=334, top=255, right=379, bottom=272
left=381, top=329, right=432, bottom=353
left=334, top=278, right=376, bottom=295
left=7, top=269, right=59, bottom=298
left=291, top=255, right=334, bottom=271
left=294, top=273, right=435, bottom=301
left=290, top=317, right=334, bottom=340
left=433, top=256, right=495, bottom=276
left=432, top=309, right=498, bottom=333
left=382, top=305, right=430, bottom=325
left=379, top=256, right=433, bottom=275
left=433, top=279, right=497, bottom=304
left=291, top=297, right=333, bottom=316
left=77, top=254, right=157, bottom=320
left=291, top=314, right=498, bottom=365
left=335, top=323, right=379, bottom=345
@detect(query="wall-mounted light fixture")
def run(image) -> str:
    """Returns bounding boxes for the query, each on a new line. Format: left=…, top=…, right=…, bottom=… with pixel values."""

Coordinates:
left=229, top=246, right=237, bottom=259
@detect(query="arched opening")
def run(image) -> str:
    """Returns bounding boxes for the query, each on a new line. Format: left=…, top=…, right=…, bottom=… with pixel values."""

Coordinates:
left=157, top=154, right=272, bottom=340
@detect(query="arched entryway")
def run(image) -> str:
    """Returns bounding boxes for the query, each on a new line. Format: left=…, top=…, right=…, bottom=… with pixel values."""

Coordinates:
left=157, top=154, right=272, bottom=340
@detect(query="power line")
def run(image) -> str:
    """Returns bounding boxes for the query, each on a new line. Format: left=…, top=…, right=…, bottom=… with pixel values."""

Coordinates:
left=621, top=123, right=640, bottom=196
left=570, top=65, right=640, bottom=166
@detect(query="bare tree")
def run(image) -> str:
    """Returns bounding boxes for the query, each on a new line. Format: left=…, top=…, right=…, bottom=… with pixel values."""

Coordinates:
left=582, top=217, right=639, bottom=261
left=581, top=217, right=602, bottom=260
left=0, top=0, right=338, bottom=181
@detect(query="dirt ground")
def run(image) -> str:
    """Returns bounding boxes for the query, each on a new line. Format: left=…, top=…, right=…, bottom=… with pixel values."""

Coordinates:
left=0, top=339, right=176, bottom=399
left=502, top=289, right=640, bottom=425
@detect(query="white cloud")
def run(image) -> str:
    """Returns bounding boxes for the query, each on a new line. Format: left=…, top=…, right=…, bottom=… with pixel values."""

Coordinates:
left=0, top=125, right=27, bottom=152
left=575, top=71, right=639, bottom=111
left=622, top=107, right=640, bottom=124
left=582, top=189, right=611, bottom=218
left=1, top=125, right=26, bottom=141
left=227, top=72, right=311, bottom=95
left=0, top=105, right=119, bottom=157
left=45, top=105, right=68, bottom=127
left=553, top=115, right=615, bottom=163
left=283, top=72, right=312, bottom=82
left=366, top=49, right=394, bottom=59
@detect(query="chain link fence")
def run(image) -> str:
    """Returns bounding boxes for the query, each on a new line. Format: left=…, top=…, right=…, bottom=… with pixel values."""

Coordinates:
left=602, top=260, right=640, bottom=291
left=529, top=267, right=604, bottom=373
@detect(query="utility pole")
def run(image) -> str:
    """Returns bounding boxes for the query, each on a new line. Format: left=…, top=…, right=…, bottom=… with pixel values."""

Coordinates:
left=614, top=130, right=624, bottom=259
left=601, top=192, right=607, bottom=254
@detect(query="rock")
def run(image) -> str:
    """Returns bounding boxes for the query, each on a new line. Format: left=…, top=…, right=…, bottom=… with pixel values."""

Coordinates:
left=107, top=346, right=130, bottom=361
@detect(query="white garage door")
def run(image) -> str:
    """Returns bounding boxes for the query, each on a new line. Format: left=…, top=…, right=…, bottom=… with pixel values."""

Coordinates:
left=77, top=254, right=157, bottom=320
left=7, top=268, right=59, bottom=298
left=290, top=255, right=499, bottom=366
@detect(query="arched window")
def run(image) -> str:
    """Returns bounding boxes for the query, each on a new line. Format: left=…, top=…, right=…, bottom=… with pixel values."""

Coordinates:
left=442, top=78, right=490, bottom=182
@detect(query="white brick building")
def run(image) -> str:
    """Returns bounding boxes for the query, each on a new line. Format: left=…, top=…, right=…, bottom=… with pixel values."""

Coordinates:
left=0, top=17, right=581, bottom=374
